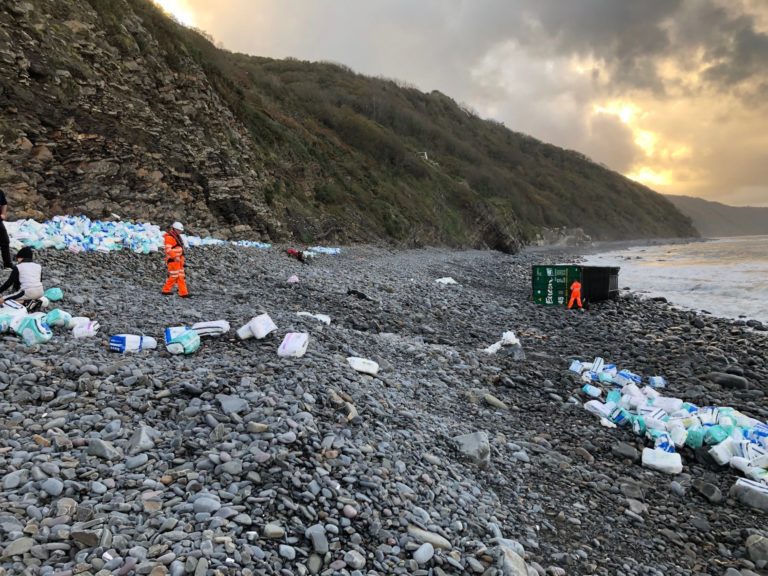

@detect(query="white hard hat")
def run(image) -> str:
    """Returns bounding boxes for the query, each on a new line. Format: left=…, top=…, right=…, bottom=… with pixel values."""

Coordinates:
left=171, top=221, right=184, bottom=232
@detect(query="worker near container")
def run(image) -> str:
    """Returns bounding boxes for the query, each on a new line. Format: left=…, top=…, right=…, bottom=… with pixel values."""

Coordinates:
left=0, top=190, right=12, bottom=269
left=161, top=221, right=189, bottom=297
left=568, top=279, right=583, bottom=309
left=0, top=247, right=44, bottom=311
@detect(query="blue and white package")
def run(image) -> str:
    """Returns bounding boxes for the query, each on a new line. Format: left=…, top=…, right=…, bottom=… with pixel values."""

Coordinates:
left=569, top=360, right=583, bottom=374
left=109, top=334, right=158, bottom=353
left=603, top=364, right=618, bottom=376
left=648, top=376, right=666, bottom=388
left=617, top=369, right=642, bottom=384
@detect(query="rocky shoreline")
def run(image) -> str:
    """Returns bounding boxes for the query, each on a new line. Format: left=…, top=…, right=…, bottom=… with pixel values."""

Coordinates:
left=1, top=245, right=766, bottom=576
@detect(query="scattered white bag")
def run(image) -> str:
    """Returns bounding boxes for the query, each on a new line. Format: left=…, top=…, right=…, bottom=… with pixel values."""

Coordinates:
left=73, top=320, right=100, bottom=338
left=641, top=447, right=682, bottom=474
left=249, top=314, right=277, bottom=339
left=287, top=275, right=300, bottom=284
left=347, top=357, right=379, bottom=376
left=70, top=316, right=91, bottom=328
left=278, top=332, right=309, bottom=358
left=297, top=311, right=331, bottom=325
left=482, top=331, right=520, bottom=354
left=237, top=313, right=277, bottom=340
left=435, top=277, right=458, bottom=285
left=192, top=320, right=230, bottom=338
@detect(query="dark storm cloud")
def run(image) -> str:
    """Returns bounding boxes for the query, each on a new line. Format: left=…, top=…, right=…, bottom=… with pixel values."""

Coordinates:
left=189, top=0, right=768, bottom=96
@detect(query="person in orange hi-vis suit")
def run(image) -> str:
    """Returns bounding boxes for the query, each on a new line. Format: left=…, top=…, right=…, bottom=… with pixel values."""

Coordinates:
left=568, top=279, right=582, bottom=309
left=161, top=222, right=189, bottom=297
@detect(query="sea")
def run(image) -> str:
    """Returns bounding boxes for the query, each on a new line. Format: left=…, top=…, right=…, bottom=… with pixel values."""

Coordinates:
left=583, top=235, right=768, bottom=325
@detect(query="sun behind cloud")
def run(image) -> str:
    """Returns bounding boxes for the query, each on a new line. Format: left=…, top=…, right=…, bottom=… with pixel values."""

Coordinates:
left=153, top=0, right=195, bottom=27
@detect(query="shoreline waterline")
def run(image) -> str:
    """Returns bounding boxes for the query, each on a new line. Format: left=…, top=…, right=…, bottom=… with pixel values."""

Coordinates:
left=582, top=235, right=768, bottom=326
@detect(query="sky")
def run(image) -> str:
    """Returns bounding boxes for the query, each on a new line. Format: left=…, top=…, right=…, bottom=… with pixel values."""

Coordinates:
left=154, top=0, right=768, bottom=207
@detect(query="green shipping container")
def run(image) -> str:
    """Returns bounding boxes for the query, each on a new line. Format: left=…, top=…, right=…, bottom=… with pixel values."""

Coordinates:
left=531, top=265, right=582, bottom=306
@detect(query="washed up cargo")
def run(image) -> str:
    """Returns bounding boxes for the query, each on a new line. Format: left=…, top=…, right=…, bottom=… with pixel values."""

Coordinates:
left=532, top=265, right=619, bottom=306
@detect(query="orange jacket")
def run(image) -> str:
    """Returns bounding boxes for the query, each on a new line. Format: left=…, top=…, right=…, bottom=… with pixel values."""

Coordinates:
left=164, top=230, right=184, bottom=266
left=570, top=280, right=582, bottom=294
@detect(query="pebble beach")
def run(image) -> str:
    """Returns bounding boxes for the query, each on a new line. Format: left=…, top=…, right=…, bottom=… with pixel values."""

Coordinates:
left=1, top=245, right=767, bottom=576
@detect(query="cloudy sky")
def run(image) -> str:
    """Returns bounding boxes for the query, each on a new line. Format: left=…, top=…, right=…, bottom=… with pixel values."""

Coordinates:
left=155, top=0, right=768, bottom=207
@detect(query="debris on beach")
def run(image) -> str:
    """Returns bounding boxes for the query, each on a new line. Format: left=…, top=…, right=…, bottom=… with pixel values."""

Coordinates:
left=5, top=216, right=284, bottom=254
left=482, top=331, right=525, bottom=359
left=277, top=332, right=310, bottom=358
left=576, top=358, right=768, bottom=499
left=164, top=326, right=201, bottom=355
left=236, top=314, right=278, bottom=340
left=347, top=356, right=380, bottom=376
left=296, top=312, right=331, bottom=325
left=435, top=277, right=459, bottom=285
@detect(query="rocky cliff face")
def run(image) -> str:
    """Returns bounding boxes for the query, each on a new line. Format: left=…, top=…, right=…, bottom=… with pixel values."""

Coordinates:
left=0, top=0, right=284, bottom=240
left=0, top=0, right=697, bottom=249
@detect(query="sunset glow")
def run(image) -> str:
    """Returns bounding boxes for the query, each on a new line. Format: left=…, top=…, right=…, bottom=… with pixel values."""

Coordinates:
left=592, top=102, right=640, bottom=125
left=627, top=167, right=673, bottom=187
left=154, top=0, right=195, bottom=27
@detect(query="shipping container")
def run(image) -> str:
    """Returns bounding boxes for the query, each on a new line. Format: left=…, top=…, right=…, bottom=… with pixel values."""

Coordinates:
left=531, top=265, right=619, bottom=306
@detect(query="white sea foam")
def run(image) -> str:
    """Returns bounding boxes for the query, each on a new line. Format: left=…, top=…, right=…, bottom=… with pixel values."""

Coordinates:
left=584, top=236, right=768, bottom=324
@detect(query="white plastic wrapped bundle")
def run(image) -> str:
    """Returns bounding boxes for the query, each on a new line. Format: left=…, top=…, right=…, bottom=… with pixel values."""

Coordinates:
left=13, top=313, right=53, bottom=345
left=164, top=326, right=201, bottom=355
left=45, top=309, right=74, bottom=328
left=347, top=357, right=379, bottom=376
left=277, top=332, right=309, bottom=358
left=653, top=397, right=684, bottom=415
left=191, top=320, right=230, bottom=338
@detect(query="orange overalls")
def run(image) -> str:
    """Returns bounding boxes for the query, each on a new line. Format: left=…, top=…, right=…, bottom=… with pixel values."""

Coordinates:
left=568, top=280, right=582, bottom=309
left=161, top=230, right=189, bottom=297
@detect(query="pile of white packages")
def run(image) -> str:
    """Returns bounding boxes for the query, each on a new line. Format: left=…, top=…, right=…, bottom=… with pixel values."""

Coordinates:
left=572, top=358, right=768, bottom=506
left=4, top=216, right=272, bottom=254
